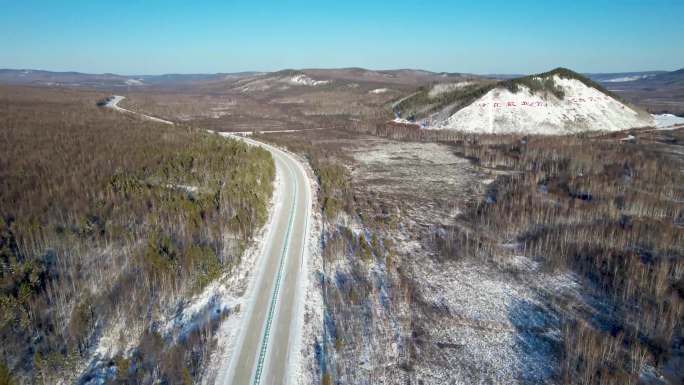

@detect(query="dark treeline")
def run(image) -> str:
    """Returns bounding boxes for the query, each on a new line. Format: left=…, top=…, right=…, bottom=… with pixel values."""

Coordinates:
left=0, top=86, right=274, bottom=384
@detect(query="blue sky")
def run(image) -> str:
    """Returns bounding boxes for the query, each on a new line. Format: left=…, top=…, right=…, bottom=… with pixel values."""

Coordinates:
left=1, top=0, right=682, bottom=75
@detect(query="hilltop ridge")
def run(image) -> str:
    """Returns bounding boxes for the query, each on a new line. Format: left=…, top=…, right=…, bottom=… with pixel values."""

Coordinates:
left=393, top=67, right=654, bottom=134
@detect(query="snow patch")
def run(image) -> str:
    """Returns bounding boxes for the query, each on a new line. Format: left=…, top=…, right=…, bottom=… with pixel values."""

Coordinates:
left=203, top=166, right=285, bottom=384
left=603, top=74, right=653, bottom=83
left=369, top=88, right=390, bottom=94
left=287, top=74, right=330, bottom=86
left=125, top=79, right=144, bottom=86
left=653, top=113, right=684, bottom=129
left=411, top=255, right=579, bottom=384
left=392, top=117, right=418, bottom=125
left=428, top=75, right=653, bottom=134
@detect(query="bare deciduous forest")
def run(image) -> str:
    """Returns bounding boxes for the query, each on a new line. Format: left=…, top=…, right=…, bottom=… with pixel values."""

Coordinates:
left=0, top=86, right=274, bottom=384
left=1, top=65, right=682, bottom=384
left=258, top=121, right=682, bottom=384
left=368, top=123, right=684, bottom=384
left=465, top=133, right=683, bottom=385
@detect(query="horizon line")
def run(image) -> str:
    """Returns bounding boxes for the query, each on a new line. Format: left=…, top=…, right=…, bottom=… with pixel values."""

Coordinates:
left=1, top=66, right=680, bottom=78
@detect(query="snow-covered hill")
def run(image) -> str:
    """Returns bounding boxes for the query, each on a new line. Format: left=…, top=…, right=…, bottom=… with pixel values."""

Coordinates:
left=396, top=68, right=654, bottom=135
left=287, top=74, right=330, bottom=86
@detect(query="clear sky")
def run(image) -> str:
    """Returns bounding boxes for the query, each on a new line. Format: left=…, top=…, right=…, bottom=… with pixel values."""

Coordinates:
left=1, top=0, right=682, bottom=75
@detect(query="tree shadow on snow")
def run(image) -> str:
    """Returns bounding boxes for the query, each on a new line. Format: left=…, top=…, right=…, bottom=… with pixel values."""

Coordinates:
left=507, top=298, right=562, bottom=385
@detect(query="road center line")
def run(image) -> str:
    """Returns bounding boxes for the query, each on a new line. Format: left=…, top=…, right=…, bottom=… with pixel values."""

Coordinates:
left=252, top=156, right=298, bottom=385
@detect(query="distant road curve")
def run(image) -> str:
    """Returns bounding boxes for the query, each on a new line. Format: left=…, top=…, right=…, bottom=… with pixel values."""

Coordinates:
left=104, top=95, right=175, bottom=125
left=105, top=95, right=325, bottom=135
left=105, top=95, right=312, bottom=385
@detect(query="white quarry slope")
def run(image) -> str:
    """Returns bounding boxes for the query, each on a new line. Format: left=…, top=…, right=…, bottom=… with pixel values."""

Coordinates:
left=653, top=113, right=684, bottom=129
left=428, top=75, right=654, bottom=135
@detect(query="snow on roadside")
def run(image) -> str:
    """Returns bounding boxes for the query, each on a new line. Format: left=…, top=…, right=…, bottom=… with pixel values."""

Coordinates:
left=202, top=168, right=285, bottom=384
left=105, top=95, right=174, bottom=125
left=286, top=152, right=324, bottom=385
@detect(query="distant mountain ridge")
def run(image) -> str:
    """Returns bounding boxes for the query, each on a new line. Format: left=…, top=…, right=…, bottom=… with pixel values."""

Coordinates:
left=588, top=68, right=684, bottom=115
left=0, top=69, right=259, bottom=88
left=586, top=71, right=666, bottom=83
left=2, top=67, right=681, bottom=88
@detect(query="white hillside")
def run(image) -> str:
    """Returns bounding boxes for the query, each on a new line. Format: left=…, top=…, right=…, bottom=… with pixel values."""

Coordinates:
left=287, top=74, right=330, bottom=86
left=429, top=75, right=653, bottom=134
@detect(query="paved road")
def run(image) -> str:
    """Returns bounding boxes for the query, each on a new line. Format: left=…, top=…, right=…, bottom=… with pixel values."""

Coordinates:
left=105, top=95, right=174, bottom=125
left=105, top=96, right=312, bottom=385
left=217, top=133, right=311, bottom=385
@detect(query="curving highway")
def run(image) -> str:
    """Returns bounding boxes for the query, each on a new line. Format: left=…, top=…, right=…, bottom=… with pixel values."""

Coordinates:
left=216, top=132, right=311, bottom=385
left=105, top=95, right=312, bottom=385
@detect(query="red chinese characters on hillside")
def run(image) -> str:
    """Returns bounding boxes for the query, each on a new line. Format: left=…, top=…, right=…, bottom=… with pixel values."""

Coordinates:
left=477, top=95, right=613, bottom=109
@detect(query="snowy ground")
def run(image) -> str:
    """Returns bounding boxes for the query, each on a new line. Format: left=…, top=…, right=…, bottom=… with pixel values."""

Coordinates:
left=603, top=74, right=654, bottom=82
left=288, top=74, right=330, bottom=86
left=125, top=79, right=144, bottom=86
left=287, top=153, right=324, bottom=385
left=428, top=75, right=653, bottom=134
left=294, top=135, right=574, bottom=384
left=349, top=140, right=483, bottom=226
left=653, top=113, right=684, bottom=129
left=101, top=98, right=314, bottom=385
left=77, top=144, right=281, bottom=385
left=203, top=162, right=286, bottom=384
left=408, top=250, right=578, bottom=384
left=369, top=88, right=390, bottom=94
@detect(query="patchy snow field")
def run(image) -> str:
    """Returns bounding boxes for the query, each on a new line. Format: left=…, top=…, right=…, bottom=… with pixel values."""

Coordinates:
left=350, top=140, right=483, bottom=226
left=430, top=75, right=653, bottom=134
left=653, top=113, right=684, bottom=129
left=125, top=78, right=144, bottom=86
left=288, top=74, right=330, bottom=86
left=310, top=136, right=577, bottom=384
left=409, top=251, right=578, bottom=384
left=80, top=151, right=284, bottom=385
left=603, top=74, right=653, bottom=82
